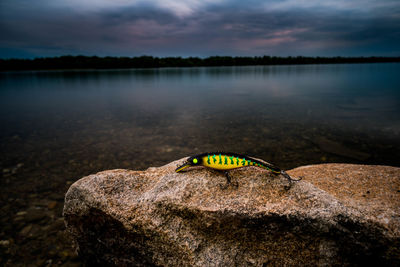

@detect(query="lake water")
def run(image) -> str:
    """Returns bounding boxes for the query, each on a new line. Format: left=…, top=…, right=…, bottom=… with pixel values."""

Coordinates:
left=1, top=63, right=400, bottom=265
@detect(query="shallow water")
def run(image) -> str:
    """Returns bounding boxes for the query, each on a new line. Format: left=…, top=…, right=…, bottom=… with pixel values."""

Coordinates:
left=1, top=63, right=400, bottom=265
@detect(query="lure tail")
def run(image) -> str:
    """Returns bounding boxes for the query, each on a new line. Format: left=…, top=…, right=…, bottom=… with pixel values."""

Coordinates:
left=280, top=170, right=302, bottom=184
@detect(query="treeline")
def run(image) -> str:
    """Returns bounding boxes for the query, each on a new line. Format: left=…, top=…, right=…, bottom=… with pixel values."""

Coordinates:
left=1, top=55, right=399, bottom=71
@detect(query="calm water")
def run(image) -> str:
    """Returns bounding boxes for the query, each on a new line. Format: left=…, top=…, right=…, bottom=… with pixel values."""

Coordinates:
left=1, top=63, right=400, bottom=265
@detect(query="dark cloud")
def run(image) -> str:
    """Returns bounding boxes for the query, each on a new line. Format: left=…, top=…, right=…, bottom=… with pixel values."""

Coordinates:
left=0, top=0, right=399, bottom=58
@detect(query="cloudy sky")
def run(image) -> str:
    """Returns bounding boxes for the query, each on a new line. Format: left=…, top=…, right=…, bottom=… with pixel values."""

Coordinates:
left=1, top=0, right=399, bottom=58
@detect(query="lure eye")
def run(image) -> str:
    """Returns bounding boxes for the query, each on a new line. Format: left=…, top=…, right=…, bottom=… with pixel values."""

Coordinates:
left=192, top=158, right=198, bottom=164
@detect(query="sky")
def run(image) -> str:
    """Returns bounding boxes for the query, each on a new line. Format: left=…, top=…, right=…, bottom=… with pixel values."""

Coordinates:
left=0, top=0, right=399, bottom=58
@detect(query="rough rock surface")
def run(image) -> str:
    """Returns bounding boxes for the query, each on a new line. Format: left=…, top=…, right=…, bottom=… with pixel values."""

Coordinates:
left=63, top=159, right=400, bottom=266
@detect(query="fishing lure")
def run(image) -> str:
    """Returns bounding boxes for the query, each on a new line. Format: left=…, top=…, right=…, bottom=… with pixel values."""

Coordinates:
left=175, top=152, right=301, bottom=187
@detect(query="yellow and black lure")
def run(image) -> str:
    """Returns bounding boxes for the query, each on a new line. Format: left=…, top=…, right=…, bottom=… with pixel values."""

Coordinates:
left=175, top=152, right=301, bottom=187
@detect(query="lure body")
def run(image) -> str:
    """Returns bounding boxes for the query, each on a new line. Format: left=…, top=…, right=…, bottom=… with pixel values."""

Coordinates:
left=191, top=152, right=280, bottom=173
left=175, top=152, right=298, bottom=187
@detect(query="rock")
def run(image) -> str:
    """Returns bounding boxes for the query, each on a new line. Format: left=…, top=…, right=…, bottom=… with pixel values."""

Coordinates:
left=63, top=160, right=400, bottom=266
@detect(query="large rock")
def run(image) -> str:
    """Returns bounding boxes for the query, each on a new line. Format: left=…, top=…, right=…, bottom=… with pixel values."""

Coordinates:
left=63, top=159, right=400, bottom=266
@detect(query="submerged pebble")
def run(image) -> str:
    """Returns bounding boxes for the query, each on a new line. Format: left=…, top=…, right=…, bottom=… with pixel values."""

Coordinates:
left=19, top=224, right=33, bottom=236
left=16, top=211, right=27, bottom=217
left=0, top=240, right=10, bottom=247
left=47, top=201, right=58, bottom=210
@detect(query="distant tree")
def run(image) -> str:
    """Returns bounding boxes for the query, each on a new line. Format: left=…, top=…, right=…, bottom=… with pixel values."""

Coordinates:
left=0, top=55, right=399, bottom=71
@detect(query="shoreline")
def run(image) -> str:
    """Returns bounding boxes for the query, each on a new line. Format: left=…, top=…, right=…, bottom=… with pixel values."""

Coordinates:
left=1, top=55, right=400, bottom=71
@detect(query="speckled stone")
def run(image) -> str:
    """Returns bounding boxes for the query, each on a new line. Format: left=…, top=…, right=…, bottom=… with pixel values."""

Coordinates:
left=63, top=159, right=400, bottom=266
